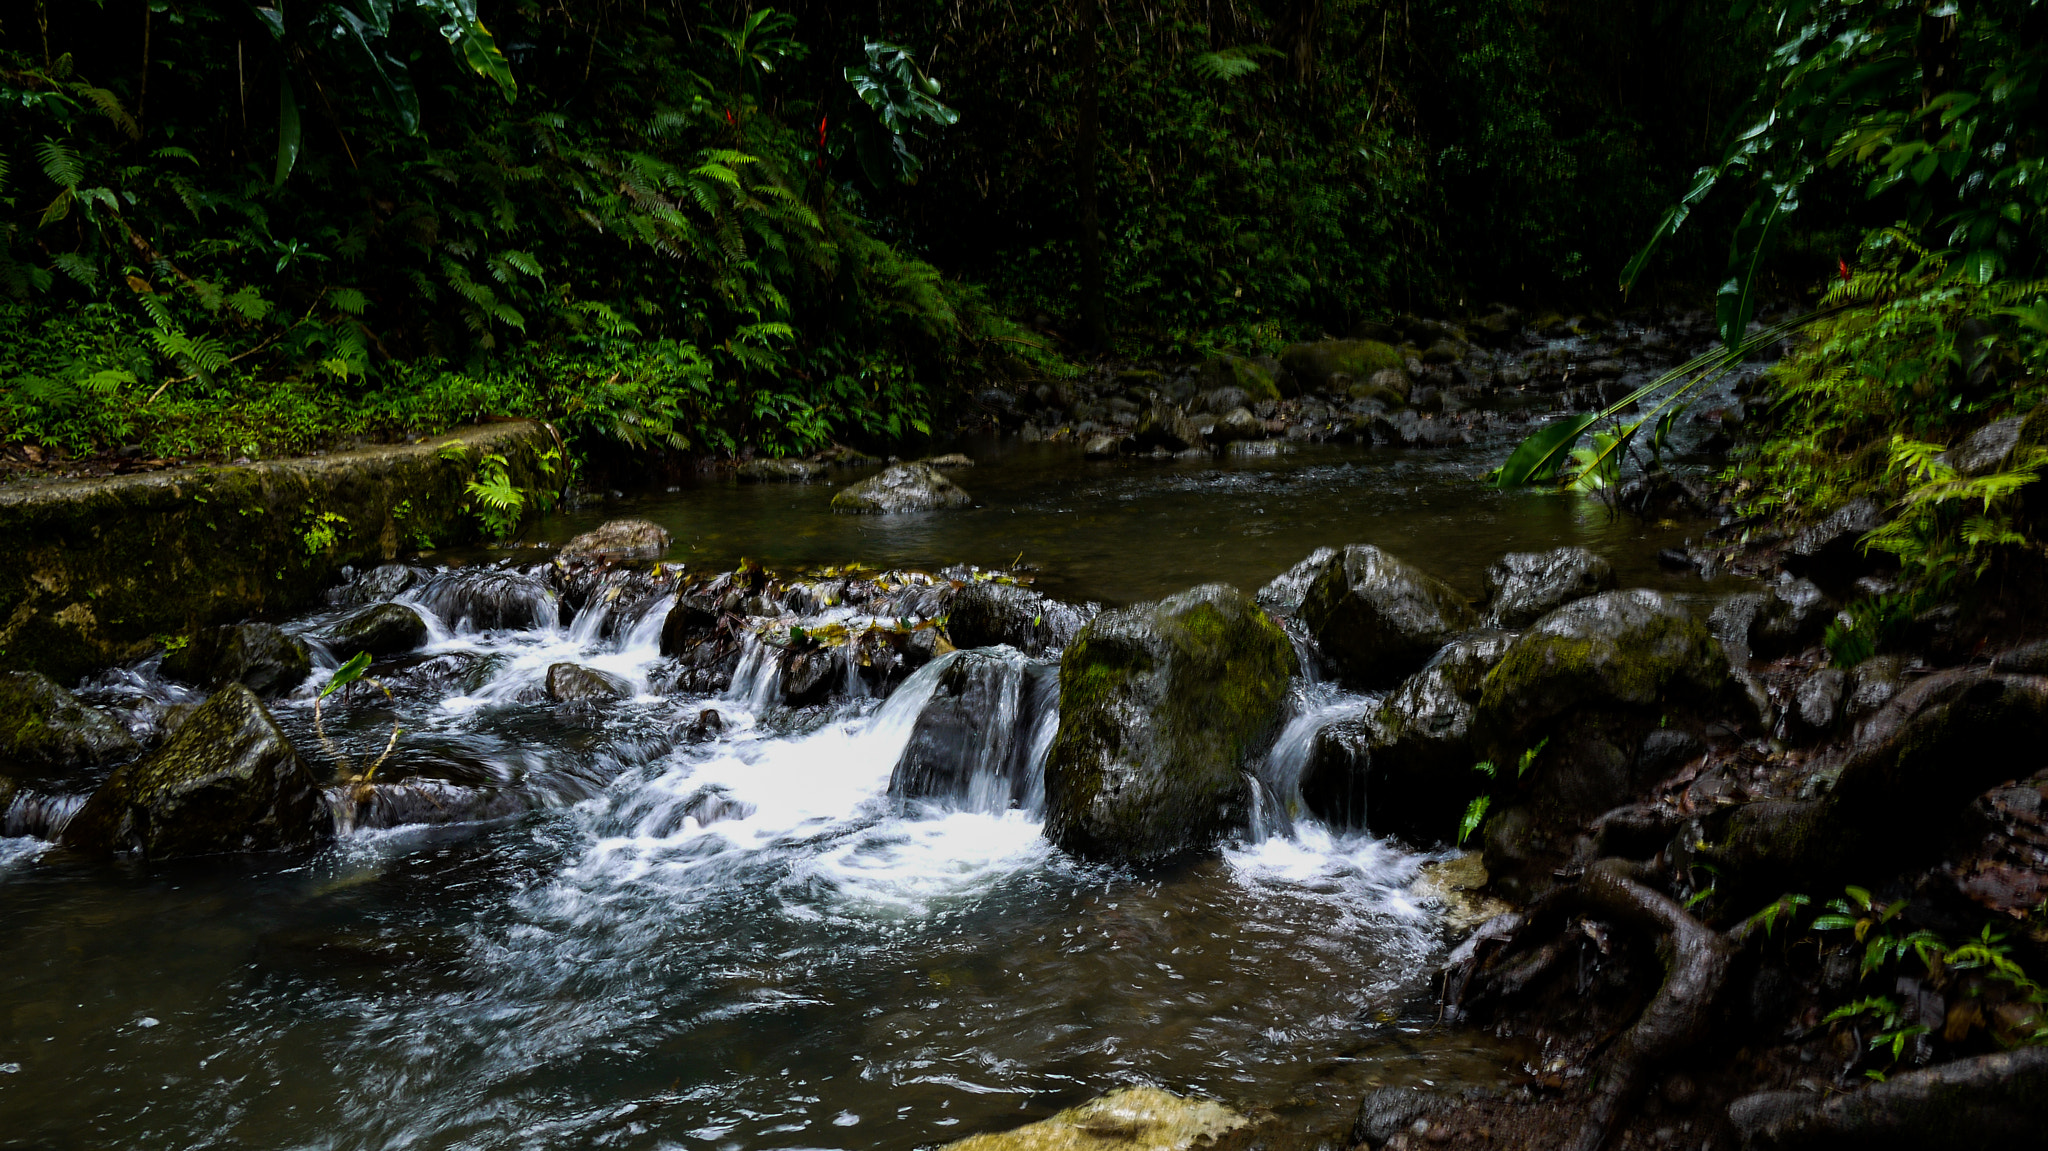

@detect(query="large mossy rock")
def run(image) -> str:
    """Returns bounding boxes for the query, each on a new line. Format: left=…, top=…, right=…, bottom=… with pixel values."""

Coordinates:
left=1473, top=589, right=1730, bottom=738
left=946, top=582, right=1093, bottom=657
left=1482, top=547, right=1615, bottom=629
left=1278, top=339, right=1404, bottom=395
left=322, top=603, right=428, bottom=660
left=1044, top=584, right=1297, bottom=863
left=160, top=622, right=313, bottom=696
left=831, top=463, right=973, bottom=514
left=1196, top=354, right=1282, bottom=403
left=61, top=683, right=333, bottom=858
left=0, top=670, right=140, bottom=771
left=1294, top=545, right=1478, bottom=687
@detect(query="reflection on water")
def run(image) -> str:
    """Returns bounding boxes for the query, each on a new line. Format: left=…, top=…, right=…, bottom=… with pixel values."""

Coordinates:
left=0, top=430, right=1729, bottom=1150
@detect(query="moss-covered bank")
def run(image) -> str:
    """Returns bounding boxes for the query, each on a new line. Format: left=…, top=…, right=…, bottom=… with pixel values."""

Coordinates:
left=0, top=422, right=551, bottom=683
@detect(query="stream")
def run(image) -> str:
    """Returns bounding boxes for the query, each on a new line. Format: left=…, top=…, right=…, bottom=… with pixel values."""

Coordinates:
left=0, top=359, right=1749, bottom=1150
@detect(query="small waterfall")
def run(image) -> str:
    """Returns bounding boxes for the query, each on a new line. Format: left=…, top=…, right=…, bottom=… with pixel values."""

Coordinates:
left=1251, top=687, right=1374, bottom=840
left=724, top=637, right=783, bottom=713
left=888, top=646, right=1060, bottom=816
left=410, top=568, right=560, bottom=633
left=4, top=790, right=88, bottom=840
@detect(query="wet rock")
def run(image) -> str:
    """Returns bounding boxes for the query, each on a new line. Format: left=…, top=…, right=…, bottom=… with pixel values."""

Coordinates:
left=1208, top=407, right=1267, bottom=444
left=0, top=670, right=141, bottom=771
left=1409, top=853, right=1515, bottom=934
left=946, top=581, right=1093, bottom=657
left=62, top=684, right=332, bottom=858
left=1845, top=653, right=1908, bottom=719
left=1295, top=545, right=1479, bottom=688
left=1279, top=339, right=1404, bottom=395
left=1082, top=433, right=1123, bottom=459
left=335, top=779, right=531, bottom=831
left=1045, top=584, right=1297, bottom=863
left=940, top=1086, right=1246, bottom=1151
left=411, top=568, right=556, bottom=631
left=831, top=463, right=973, bottom=514
left=1302, top=632, right=1515, bottom=840
left=1351, top=367, right=1412, bottom=405
left=1754, top=577, right=1836, bottom=655
left=1134, top=404, right=1206, bottom=452
left=659, top=597, right=721, bottom=656
left=1794, top=668, right=1847, bottom=732
left=545, top=663, right=632, bottom=703
left=1782, top=498, right=1889, bottom=590
left=332, top=562, right=424, bottom=606
left=1255, top=547, right=1335, bottom=617
left=1475, top=590, right=1733, bottom=740
left=1352, top=1087, right=1463, bottom=1148
left=920, top=452, right=975, bottom=469
left=1201, top=385, right=1250, bottom=414
left=1197, top=353, right=1283, bottom=403
left=890, top=650, right=1057, bottom=811
left=737, top=457, right=828, bottom=483
left=557, top=518, right=670, bottom=560
left=1637, top=727, right=1706, bottom=778
left=1482, top=547, right=1616, bottom=629
left=160, top=623, right=313, bottom=697
left=322, top=603, right=428, bottom=660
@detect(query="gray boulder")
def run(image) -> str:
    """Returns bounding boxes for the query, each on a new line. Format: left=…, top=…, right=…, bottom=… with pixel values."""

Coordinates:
left=558, top=517, right=670, bottom=560
left=1943, top=415, right=2025, bottom=477
left=323, top=603, right=429, bottom=660
left=1045, top=584, right=1297, bottom=863
left=545, top=663, right=633, bottom=702
left=1482, top=547, right=1616, bottom=629
left=61, top=684, right=333, bottom=858
left=946, top=581, right=1094, bottom=657
left=1475, top=589, right=1732, bottom=738
left=0, top=671, right=141, bottom=771
left=161, top=622, right=313, bottom=697
left=831, top=463, right=973, bottom=514
left=1294, top=545, right=1478, bottom=687
left=1134, top=405, right=1206, bottom=452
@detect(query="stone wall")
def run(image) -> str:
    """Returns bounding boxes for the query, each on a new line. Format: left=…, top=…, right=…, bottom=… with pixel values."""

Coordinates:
left=0, top=422, right=553, bottom=682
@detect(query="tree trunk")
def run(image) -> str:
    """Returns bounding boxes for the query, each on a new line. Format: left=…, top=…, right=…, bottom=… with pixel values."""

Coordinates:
left=1075, top=3, right=1108, bottom=351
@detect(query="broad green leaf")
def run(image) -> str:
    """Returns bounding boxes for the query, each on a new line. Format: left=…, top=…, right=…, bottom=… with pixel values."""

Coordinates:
left=1489, top=410, right=1601, bottom=487
left=274, top=76, right=302, bottom=188
left=322, top=651, right=373, bottom=698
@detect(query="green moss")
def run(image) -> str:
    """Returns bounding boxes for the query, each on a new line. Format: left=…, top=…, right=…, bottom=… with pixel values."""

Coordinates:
left=1279, top=340, right=1405, bottom=394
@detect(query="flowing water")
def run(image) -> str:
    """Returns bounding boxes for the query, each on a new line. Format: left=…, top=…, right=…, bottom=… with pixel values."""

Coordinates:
left=0, top=371, right=1748, bottom=1150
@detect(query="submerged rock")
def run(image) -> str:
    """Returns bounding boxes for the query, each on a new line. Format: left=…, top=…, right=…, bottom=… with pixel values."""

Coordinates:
left=831, top=463, right=973, bottom=514
left=1482, top=547, right=1615, bottom=629
left=1295, top=545, right=1478, bottom=687
left=62, top=684, right=333, bottom=858
left=737, top=457, right=828, bottom=483
left=557, top=518, right=670, bottom=560
left=160, top=622, right=313, bottom=697
left=545, top=662, right=632, bottom=703
left=322, top=603, right=428, bottom=660
left=941, top=1086, right=1247, bottom=1151
left=0, top=670, right=141, bottom=771
left=945, top=581, right=1094, bottom=657
left=1044, top=583, right=1297, bottom=863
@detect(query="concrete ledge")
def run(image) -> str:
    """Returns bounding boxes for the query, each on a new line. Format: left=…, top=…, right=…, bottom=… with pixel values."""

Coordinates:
left=0, top=422, right=553, bottom=683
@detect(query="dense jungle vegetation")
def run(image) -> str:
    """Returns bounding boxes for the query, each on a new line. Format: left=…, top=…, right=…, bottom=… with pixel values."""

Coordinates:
left=1, top=0, right=2045, bottom=580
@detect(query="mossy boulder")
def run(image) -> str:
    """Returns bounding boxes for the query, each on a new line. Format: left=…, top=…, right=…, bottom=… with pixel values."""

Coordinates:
left=0, top=421, right=550, bottom=685
left=61, top=683, right=333, bottom=858
left=322, top=603, right=428, bottom=660
left=161, top=622, right=313, bottom=697
left=0, top=670, right=141, bottom=772
left=1474, top=589, right=1730, bottom=736
left=1294, top=545, right=1478, bottom=687
left=831, top=463, right=973, bottom=514
left=1278, top=339, right=1404, bottom=396
left=1044, top=583, right=1297, bottom=863
left=1196, top=354, right=1282, bottom=403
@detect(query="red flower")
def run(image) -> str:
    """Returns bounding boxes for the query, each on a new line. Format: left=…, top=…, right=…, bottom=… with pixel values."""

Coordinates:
left=1838, top=257, right=1852, bottom=282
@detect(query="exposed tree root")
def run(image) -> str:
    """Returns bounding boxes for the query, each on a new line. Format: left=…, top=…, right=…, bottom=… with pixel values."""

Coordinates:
left=1728, top=1047, right=2048, bottom=1149
left=1445, top=857, right=1734, bottom=1151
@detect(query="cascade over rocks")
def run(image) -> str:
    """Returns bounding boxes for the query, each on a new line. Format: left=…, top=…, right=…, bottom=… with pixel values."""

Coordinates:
left=1301, top=631, right=1517, bottom=843
left=0, top=670, right=140, bottom=771
left=557, top=518, right=670, bottom=560
left=322, top=603, right=429, bottom=660
left=945, top=581, right=1095, bottom=657
left=890, top=648, right=1057, bottom=811
left=1044, top=583, right=1296, bottom=863
left=831, top=463, right=973, bottom=514
left=412, top=568, right=557, bottom=631
left=62, top=683, right=333, bottom=858
left=1293, top=545, right=1479, bottom=687
left=1482, top=547, right=1615, bottom=629
left=161, top=622, right=313, bottom=697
